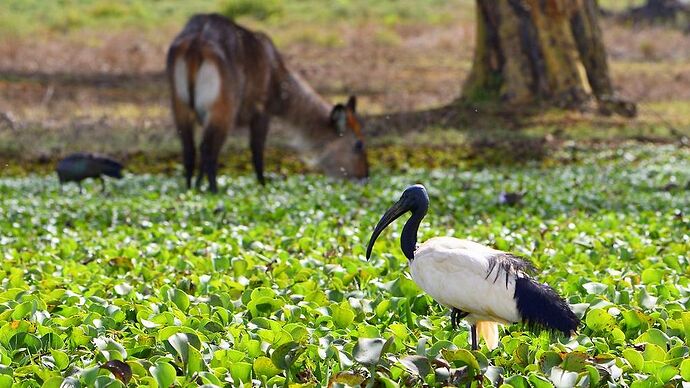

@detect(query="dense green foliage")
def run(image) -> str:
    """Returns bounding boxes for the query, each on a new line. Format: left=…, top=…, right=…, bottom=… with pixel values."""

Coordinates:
left=0, top=145, right=688, bottom=387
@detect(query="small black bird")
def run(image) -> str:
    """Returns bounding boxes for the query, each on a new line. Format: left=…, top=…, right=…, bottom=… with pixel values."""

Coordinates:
left=56, top=153, right=124, bottom=192
left=498, top=190, right=527, bottom=206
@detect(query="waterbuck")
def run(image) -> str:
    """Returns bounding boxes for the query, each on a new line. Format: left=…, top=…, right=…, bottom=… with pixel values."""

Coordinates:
left=166, top=14, right=369, bottom=192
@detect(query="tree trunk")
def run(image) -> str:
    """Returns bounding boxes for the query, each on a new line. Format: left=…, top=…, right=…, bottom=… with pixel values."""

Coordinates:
left=463, top=0, right=636, bottom=117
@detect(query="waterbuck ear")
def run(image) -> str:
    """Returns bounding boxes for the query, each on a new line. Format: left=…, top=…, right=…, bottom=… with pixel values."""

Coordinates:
left=330, top=103, right=347, bottom=135
left=346, top=95, right=356, bottom=112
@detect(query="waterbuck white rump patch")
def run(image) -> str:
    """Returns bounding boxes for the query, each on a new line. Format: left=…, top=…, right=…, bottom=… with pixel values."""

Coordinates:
left=173, top=58, right=190, bottom=104
left=194, top=61, right=221, bottom=123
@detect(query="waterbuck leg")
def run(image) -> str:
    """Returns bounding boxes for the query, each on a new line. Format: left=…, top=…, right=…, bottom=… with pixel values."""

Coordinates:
left=196, top=139, right=209, bottom=191
left=172, top=100, right=196, bottom=189
left=180, top=125, right=196, bottom=190
left=249, top=113, right=270, bottom=185
left=198, top=122, right=230, bottom=193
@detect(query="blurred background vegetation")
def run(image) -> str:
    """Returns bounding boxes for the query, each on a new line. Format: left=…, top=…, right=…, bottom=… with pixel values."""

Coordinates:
left=0, top=0, right=687, bottom=175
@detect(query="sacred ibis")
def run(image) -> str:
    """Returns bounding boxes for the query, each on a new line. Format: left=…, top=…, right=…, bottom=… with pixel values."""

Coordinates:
left=56, top=153, right=124, bottom=193
left=366, top=184, right=579, bottom=351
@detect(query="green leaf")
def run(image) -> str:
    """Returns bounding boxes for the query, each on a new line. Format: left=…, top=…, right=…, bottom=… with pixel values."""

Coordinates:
left=50, top=349, right=69, bottom=370
left=212, top=256, right=229, bottom=271
left=40, top=377, right=64, bottom=388
left=585, top=308, right=616, bottom=331
left=149, top=361, right=176, bottom=388
left=548, top=367, right=578, bottom=387
left=232, top=258, right=248, bottom=276
left=81, top=366, right=101, bottom=386
left=561, top=352, right=587, bottom=373
left=680, top=358, right=690, bottom=381
left=229, top=362, right=252, bottom=384
left=635, top=329, right=670, bottom=348
left=623, top=349, right=644, bottom=371
left=167, top=333, right=190, bottom=364
left=540, top=351, right=563, bottom=374
left=399, top=355, right=431, bottom=377
left=331, top=303, right=355, bottom=329
left=94, top=338, right=127, bottom=360
left=328, top=371, right=366, bottom=386
left=353, top=337, right=393, bottom=367
left=11, top=301, right=36, bottom=320
left=528, top=373, right=553, bottom=388
left=505, top=375, right=530, bottom=388
left=253, top=356, right=281, bottom=378
left=0, top=376, right=11, bottom=388
left=585, top=365, right=600, bottom=386
left=167, top=288, right=190, bottom=311
left=654, top=364, right=677, bottom=383
left=442, top=348, right=480, bottom=371
left=186, top=346, right=205, bottom=375
left=640, top=268, right=664, bottom=284
left=642, top=344, right=666, bottom=362
left=58, top=377, right=79, bottom=388
left=582, top=282, right=608, bottom=295
left=271, top=341, right=303, bottom=370
left=9, top=332, right=41, bottom=352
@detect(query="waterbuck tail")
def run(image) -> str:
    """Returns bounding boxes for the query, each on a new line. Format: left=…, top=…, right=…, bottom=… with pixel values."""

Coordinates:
left=169, top=35, right=204, bottom=112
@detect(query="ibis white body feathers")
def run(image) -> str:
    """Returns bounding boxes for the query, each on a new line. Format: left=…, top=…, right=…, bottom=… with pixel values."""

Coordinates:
left=411, top=237, right=521, bottom=325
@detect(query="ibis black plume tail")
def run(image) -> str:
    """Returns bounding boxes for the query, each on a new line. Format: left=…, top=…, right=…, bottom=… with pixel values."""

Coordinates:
left=514, top=277, right=579, bottom=336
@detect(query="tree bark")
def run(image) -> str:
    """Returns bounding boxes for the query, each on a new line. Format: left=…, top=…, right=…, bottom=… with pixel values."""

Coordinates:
left=463, top=0, right=636, bottom=116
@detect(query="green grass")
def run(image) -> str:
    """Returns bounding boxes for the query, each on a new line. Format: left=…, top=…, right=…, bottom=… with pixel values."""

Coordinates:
left=0, top=144, right=689, bottom=386
left=0, top=0, right=648, bottom=37
left=0, top=0, right=469, bottom=38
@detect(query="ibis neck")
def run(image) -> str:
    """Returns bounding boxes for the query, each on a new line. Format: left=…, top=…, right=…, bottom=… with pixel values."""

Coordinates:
left=401, top=208, right=426, bottom=260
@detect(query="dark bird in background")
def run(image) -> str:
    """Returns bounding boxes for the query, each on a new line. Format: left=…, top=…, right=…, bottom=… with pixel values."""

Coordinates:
left=366, top=185, right=579, bottom=354
left=56, top=153, right=124, bottom=193
left=498, top=190, right=527, bottom=206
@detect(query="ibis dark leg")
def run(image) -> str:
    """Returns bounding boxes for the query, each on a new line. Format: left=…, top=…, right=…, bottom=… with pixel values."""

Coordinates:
left=450, top=308, right=469, bottom=329
left=467, top=325, right=482, bottom=387
left=99, top=177, right=105, bottom=192
left=78, top=182, right=83, bottom=194
left=471, top=325, right=478, bottom=350
left=249, top=113, right=270, bottom=185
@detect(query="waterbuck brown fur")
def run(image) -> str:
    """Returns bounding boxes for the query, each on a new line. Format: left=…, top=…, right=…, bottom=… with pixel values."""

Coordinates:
left=166, top=14, right=369, bottom=192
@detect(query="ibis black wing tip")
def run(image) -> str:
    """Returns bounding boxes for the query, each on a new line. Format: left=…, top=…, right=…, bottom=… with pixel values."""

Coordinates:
left=514, top=277, right=580, bottom=336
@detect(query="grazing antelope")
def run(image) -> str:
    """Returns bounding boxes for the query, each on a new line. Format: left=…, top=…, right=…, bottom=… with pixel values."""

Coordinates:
left=166, top=14, right=369, bottom=192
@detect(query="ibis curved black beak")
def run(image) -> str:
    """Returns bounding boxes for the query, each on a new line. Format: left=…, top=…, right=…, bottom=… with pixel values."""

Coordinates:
left=365, top=198, right=412, bottom=260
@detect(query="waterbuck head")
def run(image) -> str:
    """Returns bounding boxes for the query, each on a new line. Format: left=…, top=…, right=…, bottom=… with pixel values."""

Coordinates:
left=318, top=96, right=369, bottom=181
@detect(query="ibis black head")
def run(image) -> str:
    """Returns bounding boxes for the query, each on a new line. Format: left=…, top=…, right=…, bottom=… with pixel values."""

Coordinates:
left=366, top=184, right=429, bottom=261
